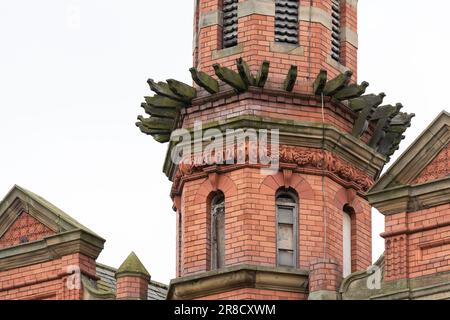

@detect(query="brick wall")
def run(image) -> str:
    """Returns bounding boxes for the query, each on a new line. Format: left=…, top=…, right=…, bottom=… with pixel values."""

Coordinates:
left=178, top=167, right=372, bottom=277
left=183, top=90, right=374, bottom=145
left=116, top=275, right=148, bottom=300
left=383, top=203, right=450, bottom=281
left=0, top=253, right=97, bottom=300
left=194, top=0, right=358, bottom=92
left=308, top=257, right=342, bottom=293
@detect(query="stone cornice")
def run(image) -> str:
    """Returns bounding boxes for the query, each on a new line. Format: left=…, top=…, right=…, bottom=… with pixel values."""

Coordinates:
left=0, top=229, right=105, bottom=272
left=163, top=114, right=386, bottom=182
left=167, top=264, right=309, bottom=300
left=367, top=177, right=450, bottom=216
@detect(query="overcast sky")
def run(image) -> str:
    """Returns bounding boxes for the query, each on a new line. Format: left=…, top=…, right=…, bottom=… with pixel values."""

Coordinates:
left=0, top=0, right=449, bottom=284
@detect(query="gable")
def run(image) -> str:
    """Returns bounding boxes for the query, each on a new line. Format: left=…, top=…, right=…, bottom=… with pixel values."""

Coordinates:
left=0, top=212, right=55, bottom=249
left=0, top=185, right=103, bottom=247
left=370, top=111, right=450, bottom=192
left=413, top=142, right=450, bottom=185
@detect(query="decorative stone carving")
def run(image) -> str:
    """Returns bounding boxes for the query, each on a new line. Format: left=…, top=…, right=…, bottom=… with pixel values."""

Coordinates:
left=412, top=143, right=450, bottom=185
left=279, top=146, right=374, bottom=191
left=174, top=144, right=374, bottom=192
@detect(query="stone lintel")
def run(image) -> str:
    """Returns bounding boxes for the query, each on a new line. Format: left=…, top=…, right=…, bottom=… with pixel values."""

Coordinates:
left=0, top=229, right=105, bottom=272
left=238, top=0, right=275, bottom=18
left=167, top=264, right=309, bottom=300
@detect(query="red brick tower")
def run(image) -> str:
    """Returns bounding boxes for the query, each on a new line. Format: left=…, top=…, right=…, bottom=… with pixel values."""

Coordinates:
left=136, top=0, right=414, bottom=300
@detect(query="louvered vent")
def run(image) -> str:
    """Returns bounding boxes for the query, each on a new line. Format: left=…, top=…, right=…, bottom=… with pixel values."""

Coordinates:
left=331, top=0, right=342, bottom=62
left=275, top=0, right=299, bottom=44
left=223, top=0, right=238, bottom=48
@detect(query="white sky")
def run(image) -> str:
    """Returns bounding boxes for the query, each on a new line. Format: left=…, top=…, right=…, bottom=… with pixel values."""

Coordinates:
left=0, top=0, right=448, bottom=284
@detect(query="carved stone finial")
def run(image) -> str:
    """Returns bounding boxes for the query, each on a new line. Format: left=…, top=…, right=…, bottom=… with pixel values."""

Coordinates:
left=190, top=67, right=220, bottom=94
left=213, top=64, right=248, bottom=93
left=323, top=70, right=353, bottom=96
left=283, top=65, right=298, bottom=92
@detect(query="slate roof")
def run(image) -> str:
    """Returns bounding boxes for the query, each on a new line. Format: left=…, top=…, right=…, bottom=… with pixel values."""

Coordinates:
left=96, top=263, right=168, bottom=300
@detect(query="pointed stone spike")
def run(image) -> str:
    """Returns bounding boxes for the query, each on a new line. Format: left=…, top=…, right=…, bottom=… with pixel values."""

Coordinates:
left=236, top=58, right=255, bottom=87
left=369, top=104, right=403, bottom=148
left=371, top=103, right=403, bottom=121
left=136, top=116, right=171, bottom=135
left=255, top=61, right=270, bottom=88
left=141, top=103, right=178, bottom=119
left=152, top=134, right=171, bottom=143
left=323, top=70, right=353, bottom=96
left=378, top=132, right=405, bottom=156
left=167, top=79, right=197, bottom=101
left=147, top=79, right=188, bottom=103
left=313, top=69, right=328, bottom=95
left=189, top=68, right=220, bottom=94
left=145, top=95, right=185, bottom=109
left=136, top=122, right=171, bottom=135
left=333, top=81, right=370, bottom=101
left=137, top=115, right=175, bottom=131
left=352, top=104, right=375, bottom=138
left=349, top=93, right=386, bottom=112
left=213, top=63, right=248, bottom=93
left=117, top=252, right=150, bottom=278
left=283, top=65, right=298, bottom=92
left=391, top=112, right=416, bottom=126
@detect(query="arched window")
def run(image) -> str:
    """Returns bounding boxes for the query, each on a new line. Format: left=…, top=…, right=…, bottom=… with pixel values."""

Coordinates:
left=343, top=204, right=354, bottom=277
left=276, top=190, right=298, bottom=268
left=211, top=191, right=225, bottom=270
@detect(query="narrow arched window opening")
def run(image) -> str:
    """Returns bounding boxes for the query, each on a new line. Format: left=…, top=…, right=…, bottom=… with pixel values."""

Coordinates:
left=276, top=190, right=298, bottom=268
left=343, top=204, right=355, bottom=277
left=211, top=191, right=225, bottom=270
